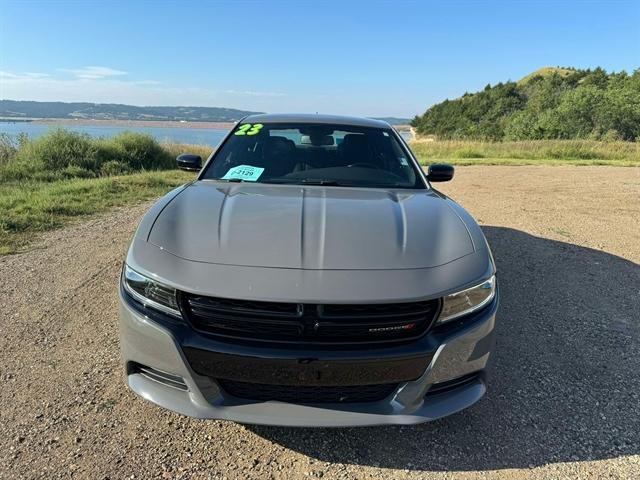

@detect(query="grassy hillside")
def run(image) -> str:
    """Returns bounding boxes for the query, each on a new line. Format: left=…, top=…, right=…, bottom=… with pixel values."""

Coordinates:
left=517, top=66, right=575, bottom=84
left=411, top=67, right=640, bottom=141
left=0, top=171, right=194, bottom=254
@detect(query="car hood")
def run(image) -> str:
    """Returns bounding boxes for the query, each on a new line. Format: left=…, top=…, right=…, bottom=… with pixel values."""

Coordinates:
left=147, top=181, right=475, bottom=270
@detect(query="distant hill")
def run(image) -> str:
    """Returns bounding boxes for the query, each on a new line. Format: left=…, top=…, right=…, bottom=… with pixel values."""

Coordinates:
left=517, top=66, right=575, bottom=85
left=0, top=100, right=259, bottom=122
left=411, top=67, right=640, bottom=141
left=0, top=100, right=412, bottom=125
left=373, top=117, right=411, bottom=125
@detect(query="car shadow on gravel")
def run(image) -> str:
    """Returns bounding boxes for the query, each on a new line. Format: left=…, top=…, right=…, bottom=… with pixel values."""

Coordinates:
left=247, top=227, right=640, bottom=471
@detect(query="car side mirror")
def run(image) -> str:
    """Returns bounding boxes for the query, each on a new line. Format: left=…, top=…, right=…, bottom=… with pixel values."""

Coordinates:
left=177, top=154, right=202, bottom=171
left=427, top=163, right=454, bottom=182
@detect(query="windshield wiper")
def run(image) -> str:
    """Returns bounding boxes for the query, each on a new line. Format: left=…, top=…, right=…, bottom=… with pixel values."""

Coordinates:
left=300, top=179, right=341, bottom=186
left=219, top=178, right=247, bottom=183
left=246, top=178, right=410, bottom=188
left=260, top=178, right=342, bottom=186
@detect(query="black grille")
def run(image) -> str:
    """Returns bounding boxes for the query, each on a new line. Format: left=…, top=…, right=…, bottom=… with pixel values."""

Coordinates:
left=181, top=294, right=440, bottom=345
left=217, top=379, right=399, bottom=403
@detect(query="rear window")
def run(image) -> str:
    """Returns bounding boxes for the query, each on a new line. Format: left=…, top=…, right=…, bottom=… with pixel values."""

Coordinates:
left=200, top=123, right=424, bottom=189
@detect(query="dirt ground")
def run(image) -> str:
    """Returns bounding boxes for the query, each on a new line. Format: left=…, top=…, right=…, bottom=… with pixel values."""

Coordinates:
left=1, top=166, right=639, bottom=479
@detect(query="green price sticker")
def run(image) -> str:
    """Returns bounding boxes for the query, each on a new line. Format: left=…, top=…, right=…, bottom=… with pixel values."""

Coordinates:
left=234, top=123, right=264, bottom=136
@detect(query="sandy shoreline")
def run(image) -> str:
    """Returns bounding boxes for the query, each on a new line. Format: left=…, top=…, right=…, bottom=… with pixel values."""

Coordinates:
left=0, top=117, right=411, bottom=131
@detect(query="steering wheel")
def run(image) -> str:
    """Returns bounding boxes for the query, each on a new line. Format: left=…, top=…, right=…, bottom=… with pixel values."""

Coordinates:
left=347, top=162, right=380, bottom=169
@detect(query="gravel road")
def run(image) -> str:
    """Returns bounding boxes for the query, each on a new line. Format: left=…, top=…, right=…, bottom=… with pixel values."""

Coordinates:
left=1, top=166, right=639, bottom=479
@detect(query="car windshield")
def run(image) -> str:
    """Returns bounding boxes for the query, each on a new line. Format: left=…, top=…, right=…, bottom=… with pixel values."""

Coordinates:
left=200, top=123, right=424, bottom=188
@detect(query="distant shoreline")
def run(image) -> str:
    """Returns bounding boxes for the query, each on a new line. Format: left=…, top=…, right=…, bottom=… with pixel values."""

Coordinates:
left=0, top=117, right=236, bottom=130
left=0, top=117, right=412, bottom=131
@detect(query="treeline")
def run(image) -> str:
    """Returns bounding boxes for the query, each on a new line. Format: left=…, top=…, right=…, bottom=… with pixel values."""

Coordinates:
left=411, top=67, right=640, bottom=141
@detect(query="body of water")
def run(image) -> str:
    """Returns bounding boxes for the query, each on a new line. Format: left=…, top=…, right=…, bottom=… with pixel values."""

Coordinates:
left=0, top=121, right=230, bottom=147
left=0, top=121, right=413, bottom=146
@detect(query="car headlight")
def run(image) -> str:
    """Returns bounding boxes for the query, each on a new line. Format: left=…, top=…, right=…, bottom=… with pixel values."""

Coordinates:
left=437, top=275, right=496, bottom=324
left=122, top=264, right=181, bottom=318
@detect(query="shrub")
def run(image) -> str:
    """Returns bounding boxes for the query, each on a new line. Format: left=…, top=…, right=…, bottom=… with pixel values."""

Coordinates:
left=0, top=129, right=211, bottom=183
left=103, top=132, right=173, bottom=171
left=100, top=160, right=131, bottom=176
left=0, top=157, right=43, bottom=182
left=601, top=129, right=623, bottom=142
left=61, top=166, right=97, bottom=179
left=0, top=129, right=180, bottom=182
left=16, top=128, right=99, bottom=171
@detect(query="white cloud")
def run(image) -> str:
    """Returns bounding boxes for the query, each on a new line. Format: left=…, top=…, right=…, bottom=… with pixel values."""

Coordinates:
left=60, top=66, right=127, bottom=80
left=0, top=71, right=50, bottom=80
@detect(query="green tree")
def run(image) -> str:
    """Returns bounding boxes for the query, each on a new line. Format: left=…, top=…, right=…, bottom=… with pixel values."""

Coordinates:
left=412, top=67, right=640, bottom=141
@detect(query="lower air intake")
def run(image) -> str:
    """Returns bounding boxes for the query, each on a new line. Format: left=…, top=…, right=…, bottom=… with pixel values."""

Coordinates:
left=217, top=379, right=398, bottom=403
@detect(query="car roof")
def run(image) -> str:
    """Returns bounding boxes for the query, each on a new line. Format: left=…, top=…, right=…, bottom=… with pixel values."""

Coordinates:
left=241, top=113, right=391, bottom=129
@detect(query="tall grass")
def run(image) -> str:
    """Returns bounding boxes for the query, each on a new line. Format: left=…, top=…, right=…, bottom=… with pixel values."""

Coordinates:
left=161, top=142, right=213, bottom=161
left=410, top=139, right=640, bottom=165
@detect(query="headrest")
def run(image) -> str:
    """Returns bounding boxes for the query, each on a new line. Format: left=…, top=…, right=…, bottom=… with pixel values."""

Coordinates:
left=262, top=136, right=294, bottom=157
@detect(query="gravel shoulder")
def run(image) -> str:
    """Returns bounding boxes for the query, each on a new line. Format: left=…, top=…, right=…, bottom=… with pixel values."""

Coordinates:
left=1, top=166, right=639, bottom=479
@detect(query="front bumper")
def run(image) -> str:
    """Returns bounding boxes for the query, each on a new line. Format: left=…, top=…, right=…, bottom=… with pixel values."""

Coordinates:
left=119, top=287, right=497, bottom=427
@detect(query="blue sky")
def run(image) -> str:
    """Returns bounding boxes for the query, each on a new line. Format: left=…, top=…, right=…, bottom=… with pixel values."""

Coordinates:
left=1, top=0, right=638, bottom=117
